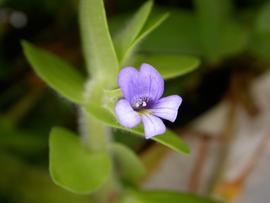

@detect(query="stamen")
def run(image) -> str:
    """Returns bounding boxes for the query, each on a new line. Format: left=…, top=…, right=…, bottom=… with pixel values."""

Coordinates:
left=142, top=101, right=147, bottom=107
left=132, top=97, right=150, bottom=110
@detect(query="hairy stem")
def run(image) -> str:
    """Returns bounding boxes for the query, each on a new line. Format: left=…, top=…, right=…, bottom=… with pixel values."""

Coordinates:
left=80, top=109, right=111, bottom=151
left=79, top=109, right=122, bottom=203
left=79, top=80, right=122, bottom=203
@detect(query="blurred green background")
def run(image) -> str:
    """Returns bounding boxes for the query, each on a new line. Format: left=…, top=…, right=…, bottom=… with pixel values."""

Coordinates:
left=1, top=0, right=270, bottom=202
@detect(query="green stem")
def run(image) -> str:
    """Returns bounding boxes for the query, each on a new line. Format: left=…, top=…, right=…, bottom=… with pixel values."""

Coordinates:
left=79, top=80, right=122, bottom=203
left=80, top=110, right=111, bottom=151
left=80, top=110, right=122, bottom=203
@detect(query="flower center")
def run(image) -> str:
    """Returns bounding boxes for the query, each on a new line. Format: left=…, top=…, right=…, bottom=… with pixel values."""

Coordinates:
left=132, top=97, right=150, bottom=111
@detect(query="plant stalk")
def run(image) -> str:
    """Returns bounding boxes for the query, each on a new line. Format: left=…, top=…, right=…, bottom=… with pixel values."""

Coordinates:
left=79, top=80, right=122, bottom=203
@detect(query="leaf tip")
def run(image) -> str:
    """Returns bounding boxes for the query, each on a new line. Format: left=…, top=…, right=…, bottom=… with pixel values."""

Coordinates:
left=49, top=126, right=67, bottom=145
left=182, top=144, right=191, bottom=154
left=20, top=40, right=31, bottom=52
left=163, top=12, right=170, bottom=20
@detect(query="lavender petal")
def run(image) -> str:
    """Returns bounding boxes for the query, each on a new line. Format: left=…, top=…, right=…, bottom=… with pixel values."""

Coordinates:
left=150, top=95, right=182, bottom=122
left=142, top=114, right=166, bottom=139
left=118, top=67, right=138, bottom=103
left=138, top=63, right=164, bottom=101
left=115, top=99, right=141, bottom=128
left=118, top=64, right=164, bottom=105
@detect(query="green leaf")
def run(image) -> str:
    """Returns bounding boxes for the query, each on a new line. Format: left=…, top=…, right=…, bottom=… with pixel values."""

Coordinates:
left=133, top=9, right=200, bottom=56
left=122, top=12, right=169, bottom=65
left=134, top=55, right=200, bottom=79
left=79, top=0, right=119, bottom=85
left=0, top=153, right=92, bottom=203
left=114, top=1, right=153, bottom=62
left=0, top=117, right=46, bottom=154
left=112, top=143, right=145, bottom=183
left=151, top=130, right=189, bottom=154
left=134, top=7, right=246, bottom=63
left=0, top=129, right=47, bottom=155
left=119, top=190, right=222, bottom=203
left=194, top=0, right=233, bottom=62
left=248, top=1, right=270, bottom=60
left=49, top=127, right=111, bottom=194
left=22, top=41, right=85, bottom=104
left=85, top=103, right=190, bottom=154
left=193, top=0, right=247, bottom=62
left=255, top=1, right=270, bottom=33
left=249, top=32, right=270, bottom=60
left=217, top=22, right=247, bottom=59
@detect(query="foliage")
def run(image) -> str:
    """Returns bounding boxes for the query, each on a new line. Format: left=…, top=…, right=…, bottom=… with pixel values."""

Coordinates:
left=22, top=0, right=203, bottom=201
left=2, top=0, right=270, bottom=202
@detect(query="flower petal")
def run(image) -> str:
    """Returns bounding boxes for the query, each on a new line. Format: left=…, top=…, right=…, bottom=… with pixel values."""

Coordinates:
left=118, top=64, right=164, bottom=104
left=150, top=95, right=182, bottom=122
left=138, top=63, right=164, bottom=101
left=118, top=67, right=139, bottom=102
left=142, top=114, right=166, bottom=139
left=115, top=99, right=141, bottom=128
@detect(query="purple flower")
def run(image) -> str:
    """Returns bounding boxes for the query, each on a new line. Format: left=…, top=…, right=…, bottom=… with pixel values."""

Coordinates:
left=115, top=63, right=182, bottom=139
